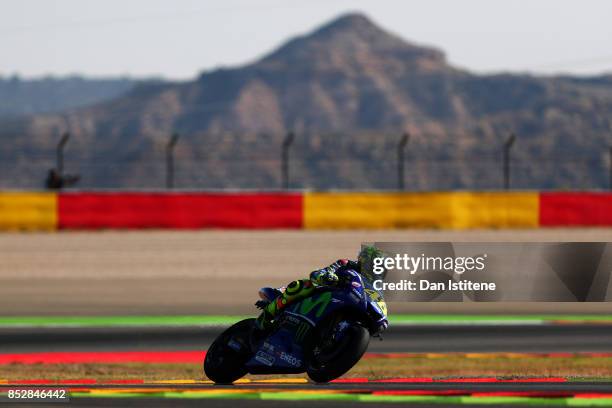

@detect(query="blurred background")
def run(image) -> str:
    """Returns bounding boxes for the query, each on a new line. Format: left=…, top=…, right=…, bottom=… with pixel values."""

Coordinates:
left=1, top=3, right=612, bottom=393
left=1, top=0, right=611, bottom=191
left=0, top=0, right=611, bottom=316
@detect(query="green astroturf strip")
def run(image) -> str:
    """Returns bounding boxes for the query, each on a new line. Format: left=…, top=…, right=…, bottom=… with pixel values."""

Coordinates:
left=69, top=392, right=540, bottom=405
left=0, top=315, right=249, bottom=327
left=567, top=398, right=612, bottom=407
left=70, top=392, right=167, bottom=399
left=163, top=392, right=261, bottom=400
left=0, top=314, right=610, bottom=328
left=67, top=392, right=612, bottom=405
left=391, top=315, right=612, bottom=324
left=567, top=399, right=612, bottom=407
left=261, top=391, right=359, bottom=401
left=460, top=396, right=568, bottom=405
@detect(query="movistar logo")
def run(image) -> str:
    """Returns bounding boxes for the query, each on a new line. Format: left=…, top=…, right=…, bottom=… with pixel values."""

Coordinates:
left=297, top=291, right=332, bottom=318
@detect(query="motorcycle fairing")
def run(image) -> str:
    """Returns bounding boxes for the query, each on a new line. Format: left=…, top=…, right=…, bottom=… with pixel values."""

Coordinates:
left=245, top=314, right=308, bottom=374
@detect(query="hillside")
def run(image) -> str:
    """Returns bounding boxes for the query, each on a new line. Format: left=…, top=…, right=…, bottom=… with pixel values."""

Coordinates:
left=0, top=75, right=144, bottom=118
left=1, top=13, right=611, bottom=190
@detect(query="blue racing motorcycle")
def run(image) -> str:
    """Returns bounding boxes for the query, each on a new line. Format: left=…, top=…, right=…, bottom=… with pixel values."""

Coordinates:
left=204, top=269, right=388, bottom=383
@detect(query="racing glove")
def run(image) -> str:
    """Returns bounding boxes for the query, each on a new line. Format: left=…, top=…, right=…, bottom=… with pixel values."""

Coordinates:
left=312, top=269, right=339, bottom=286
left=255, top=300, right=269, bottom=310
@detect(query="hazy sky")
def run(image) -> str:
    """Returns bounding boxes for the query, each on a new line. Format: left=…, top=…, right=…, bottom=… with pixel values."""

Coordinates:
left=2, top=0, right=611, bottom=80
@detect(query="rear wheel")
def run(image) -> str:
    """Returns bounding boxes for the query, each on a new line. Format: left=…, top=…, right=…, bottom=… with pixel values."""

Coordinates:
left=204, top=318, right=254, bottom=384
left=307, top=320, right=370, bottom=383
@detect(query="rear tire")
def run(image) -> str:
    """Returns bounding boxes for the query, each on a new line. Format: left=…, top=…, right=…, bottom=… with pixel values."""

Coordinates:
left=307, top=323, right=370, bottom=383
left=204, top=318, right=254, bottom=384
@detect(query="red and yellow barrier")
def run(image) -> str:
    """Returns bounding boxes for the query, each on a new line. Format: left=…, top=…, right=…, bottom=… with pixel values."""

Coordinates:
left=58, top=192, right=303, bottom=229
left=0, top=191, right=610, bottom=230
left=0, top=192, right=57, bottom=230
left=540, top=192, right=612, bottom=227
left=303, top=192, right=539, bottom=229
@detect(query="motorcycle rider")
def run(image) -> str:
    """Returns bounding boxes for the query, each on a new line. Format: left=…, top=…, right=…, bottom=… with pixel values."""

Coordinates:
left=254, top=245, right=385, bottom=330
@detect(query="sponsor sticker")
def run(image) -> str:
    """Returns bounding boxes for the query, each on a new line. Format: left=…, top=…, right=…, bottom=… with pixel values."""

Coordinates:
left=255, top=351, right=275, bottom=366
left=280, top=352, right=302, bottom=367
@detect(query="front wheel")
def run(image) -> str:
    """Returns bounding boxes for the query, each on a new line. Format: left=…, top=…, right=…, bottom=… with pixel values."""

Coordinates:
left=307, top=323, right=370, bottom=383
left=204, top=318, right=254, bottom=384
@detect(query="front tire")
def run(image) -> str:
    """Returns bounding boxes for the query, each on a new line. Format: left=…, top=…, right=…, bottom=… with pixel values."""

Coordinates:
left=307, top=323, right=370, bottom=383
left=204, top=318, right=254, bottom=384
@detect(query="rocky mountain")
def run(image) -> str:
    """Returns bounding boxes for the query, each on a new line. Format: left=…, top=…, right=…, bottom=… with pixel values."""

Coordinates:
left=1, top=13, right=611, bottom=190
left=0, top=75, right=142, bottom=118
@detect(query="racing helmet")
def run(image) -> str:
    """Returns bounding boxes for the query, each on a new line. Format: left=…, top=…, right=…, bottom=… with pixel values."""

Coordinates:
left=357, top=245, right=386, bottom=282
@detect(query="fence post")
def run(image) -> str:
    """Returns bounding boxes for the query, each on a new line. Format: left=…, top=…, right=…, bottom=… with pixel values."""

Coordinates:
left=397, top=132, right=410, bottom=190
left=281, top=131, right=295, bottom=190
left=166, top=132, right=180, bottom=189
left=57, top=132, right=70, bottom=175
left=503, top=133, right=516, bottom=190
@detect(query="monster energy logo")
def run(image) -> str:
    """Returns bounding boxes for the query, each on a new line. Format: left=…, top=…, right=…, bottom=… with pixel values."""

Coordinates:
left=294, top=321, right=310, bottom=342
left=297, top=291, right=332, bottom=318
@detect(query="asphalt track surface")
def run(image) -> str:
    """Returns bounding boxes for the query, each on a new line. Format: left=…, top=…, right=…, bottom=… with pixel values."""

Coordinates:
left=5, top=382, right=612, bottom=408
left=3, top=325, right=612, bottom=406
left=65, top=401, right=518, bottom=408
left=60, top=401, right=611, bottom=408
left=2, top=324, right=612, bottom=353
left=60, top=401, right=521, bottom=408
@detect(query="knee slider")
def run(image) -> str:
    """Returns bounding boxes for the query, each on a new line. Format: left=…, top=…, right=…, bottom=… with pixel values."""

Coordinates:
left=286, top=280, right=303, bottom=294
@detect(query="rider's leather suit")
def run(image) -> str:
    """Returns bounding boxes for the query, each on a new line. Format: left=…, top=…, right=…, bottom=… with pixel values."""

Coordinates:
left=255, top=259, right=359, bottom=329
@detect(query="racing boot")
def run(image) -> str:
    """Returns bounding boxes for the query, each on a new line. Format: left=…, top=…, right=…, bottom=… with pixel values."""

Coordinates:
left=253, top=280, right=312, bottom=332
left=253, top=287, right=284, bottom=332
left=254, top=290, right=290, bottom=331
left=255, top=287, right=283, bottom=309
left=254, top=309, right=274, bottom=331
